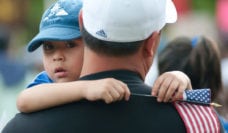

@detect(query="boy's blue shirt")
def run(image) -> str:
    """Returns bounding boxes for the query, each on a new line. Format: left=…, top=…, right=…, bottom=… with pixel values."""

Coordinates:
left=27, top=71, right=53, bottom=88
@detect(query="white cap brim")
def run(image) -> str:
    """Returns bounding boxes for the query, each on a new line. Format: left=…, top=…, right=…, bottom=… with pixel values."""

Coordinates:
left=166, top=0, right=177, bottom=23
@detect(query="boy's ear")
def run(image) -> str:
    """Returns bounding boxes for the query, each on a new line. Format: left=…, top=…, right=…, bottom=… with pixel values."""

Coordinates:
left=79, top=10, right=83, bottom=31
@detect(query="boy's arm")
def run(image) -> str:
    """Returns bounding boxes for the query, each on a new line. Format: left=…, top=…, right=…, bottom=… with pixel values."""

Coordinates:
left=151, top=71, right=192, bottom=102
left=17, top=78, right=130, bottom=113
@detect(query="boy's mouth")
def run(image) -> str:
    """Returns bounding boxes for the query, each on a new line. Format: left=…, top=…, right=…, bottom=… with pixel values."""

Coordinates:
left=54, top=68, right=67, bottom=78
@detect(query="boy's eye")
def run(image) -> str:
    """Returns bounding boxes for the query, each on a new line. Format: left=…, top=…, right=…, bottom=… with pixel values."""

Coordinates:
left=43, top=43, right=54, bottom=50
left=66, top=42, right=76, bottom=48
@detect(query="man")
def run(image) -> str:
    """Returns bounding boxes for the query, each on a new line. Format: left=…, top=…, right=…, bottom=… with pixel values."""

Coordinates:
left=79, top=0, right=223, bottom=132
left=2, top=0, right=223, bottom=133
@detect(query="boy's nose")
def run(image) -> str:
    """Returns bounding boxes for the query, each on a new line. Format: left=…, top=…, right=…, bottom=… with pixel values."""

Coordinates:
left=53, top=51, right=65, bottom=61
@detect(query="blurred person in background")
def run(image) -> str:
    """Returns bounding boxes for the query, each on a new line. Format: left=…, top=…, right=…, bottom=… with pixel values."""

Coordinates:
left=145, top=0, right=217, bottom=86
left=0, top=0, right=46, bottom=130
left=156, top=36, right=227, bottom=132
left=173, top=0, right=192, bottom=16
left=216, top=1, right=228, bottom=131
left=0, top=24, right=27, bottom=132
left=216, top=0, right=228, bottom=58
left=0, top=24, right=26, bottom=88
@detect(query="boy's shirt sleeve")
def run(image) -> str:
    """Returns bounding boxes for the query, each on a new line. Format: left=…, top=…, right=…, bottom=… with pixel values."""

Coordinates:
left=27, top=71, right=53, bottom=88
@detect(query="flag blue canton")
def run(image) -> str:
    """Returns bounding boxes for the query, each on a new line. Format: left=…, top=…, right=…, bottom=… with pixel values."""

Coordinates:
left=183, top=89, right=211, bottom=104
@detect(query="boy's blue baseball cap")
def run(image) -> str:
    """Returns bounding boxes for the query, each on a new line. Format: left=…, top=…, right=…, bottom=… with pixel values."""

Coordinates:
left=27, top=0, right=82, bottom=52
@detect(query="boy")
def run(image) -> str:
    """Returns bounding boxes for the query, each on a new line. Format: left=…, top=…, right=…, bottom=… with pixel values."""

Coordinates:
left=17, top=0, right=192, bottom=113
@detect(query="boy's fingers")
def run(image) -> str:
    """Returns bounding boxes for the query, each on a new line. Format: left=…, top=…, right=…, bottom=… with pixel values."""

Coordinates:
left=116, top=81, right=130, bottom=101
left=157, top=77, right=172, bottom=102
left=164, top=79, right=179, bottom=102
left=113, top=81, right=129, bottom=101
left=152, top=77, right=163, bottom=96
left=110, top=88, right=122, bottom=101
left=114, top=87, right=124, bottom=101
left=124, top=85, right=130, bottom=101
left=104, top=93, right=113, bottom=104
left=173, top=85, right=185, bottom=101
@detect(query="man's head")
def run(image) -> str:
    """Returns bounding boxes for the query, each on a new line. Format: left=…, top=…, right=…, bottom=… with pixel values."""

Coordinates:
left=80, top=0, right=177, bottom=57
left=27, top=0, right=82, bottom=52
left=79, top=0, right=177, bottom=78
left=82, top=0, right=176, bottom=42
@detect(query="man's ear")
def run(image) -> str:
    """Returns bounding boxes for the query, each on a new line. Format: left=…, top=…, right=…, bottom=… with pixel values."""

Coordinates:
left=79, top=10, right=83, bottom=31
left=143, top=31, right=160, bottom=57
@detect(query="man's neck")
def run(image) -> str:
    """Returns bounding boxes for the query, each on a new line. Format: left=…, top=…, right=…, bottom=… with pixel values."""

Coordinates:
left=80, top=49, right=147, bottom=79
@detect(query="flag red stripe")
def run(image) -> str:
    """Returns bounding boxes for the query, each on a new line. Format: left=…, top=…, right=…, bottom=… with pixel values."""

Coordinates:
left=173, top=102, right=220, bottom=133
left=185, top=103, right=203, bottom=132
left=181, top=103, right=198, bottom=132
left=195, top=105, right=209, bottom=132
left=198, top=105, right=212, bottom=132
left=203, top=106, right=216, bottom=132
left=210, top=107, right=220, bottom=133
left=206, top=106, right=219, bottom=131
left=197, top=106, right=211, bottom=132
left=174, top=102, right=193, bottom=133
left=192, top=104, right=206, bottom=132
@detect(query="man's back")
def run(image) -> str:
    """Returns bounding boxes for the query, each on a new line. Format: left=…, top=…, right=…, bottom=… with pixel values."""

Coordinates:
left=3, top=70, right=186, bottom=133
left=3, top=96, right=185, bottom=133
left=3, top=70, right=224, bottom=133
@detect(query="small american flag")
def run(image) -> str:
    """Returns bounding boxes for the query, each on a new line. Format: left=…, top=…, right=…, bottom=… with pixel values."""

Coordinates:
left=182, top=89, right=211, bottom=105
left=174, top=89, right=220, bottom=133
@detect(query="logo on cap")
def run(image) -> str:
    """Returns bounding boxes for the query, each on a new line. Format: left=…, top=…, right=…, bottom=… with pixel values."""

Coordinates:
left=43, top=2, right=69, bottom=22
left=96, top=29, right=107, bottom=38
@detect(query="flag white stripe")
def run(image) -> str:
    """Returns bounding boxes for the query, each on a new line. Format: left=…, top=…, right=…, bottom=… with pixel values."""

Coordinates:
left=202, top=106, right=215, bottom=132
left=192, top=104, right=205, bottom=133
left=186, top=103, right=204, bottom=133
left=175, top=102, right=194, bottom=133
left=199, top=106, right=214, bottom=132
left=204, top=106, right=219, bottom=133
left=174, top=101, right=220, bottom=133
left=183, top=103, right=199, bottom=133
left=207, top=108, right=219, bottom=132
left=195, top=105, right=210, bottom=132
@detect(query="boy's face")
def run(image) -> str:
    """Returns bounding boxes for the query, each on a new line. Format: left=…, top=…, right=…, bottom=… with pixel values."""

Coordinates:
left=42, top=39, right=84, bottom=82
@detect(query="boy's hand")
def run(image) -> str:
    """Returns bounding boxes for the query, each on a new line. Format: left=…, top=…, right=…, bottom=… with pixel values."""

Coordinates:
left=84, top=78, right=130, bottom=104
left=151, top=71, right=192, bottom=102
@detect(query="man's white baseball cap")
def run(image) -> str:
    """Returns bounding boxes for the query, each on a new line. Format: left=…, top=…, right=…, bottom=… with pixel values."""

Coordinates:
left=82, top=0, right=177, bottom=42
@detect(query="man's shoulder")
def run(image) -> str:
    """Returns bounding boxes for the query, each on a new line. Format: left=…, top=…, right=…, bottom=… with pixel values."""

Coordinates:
left=80, top=70, right=152, bottom=94
left=3, top=95, right=186, bottom=133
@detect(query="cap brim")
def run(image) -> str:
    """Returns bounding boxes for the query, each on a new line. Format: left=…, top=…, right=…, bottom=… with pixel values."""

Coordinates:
left=166, top=0, right=177, bottom=23
left=27, top=27, right=81, bottom=52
